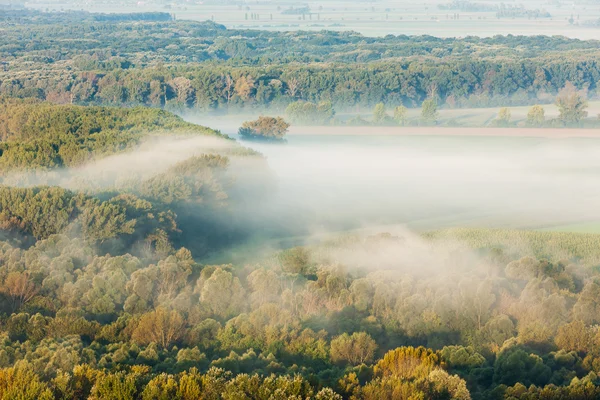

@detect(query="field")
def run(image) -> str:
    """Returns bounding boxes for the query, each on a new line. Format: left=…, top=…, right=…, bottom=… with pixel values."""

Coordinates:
left=425, top=227, right=600, bottom=265
left=26, top=0, right=600, bottom=39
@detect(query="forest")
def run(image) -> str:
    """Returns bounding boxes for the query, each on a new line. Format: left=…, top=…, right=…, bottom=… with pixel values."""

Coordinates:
left=2, top=10, right=600, bottom=114
left=3, top=8, right=600, bottom=400
left=0, top=100, right=597, bottom=399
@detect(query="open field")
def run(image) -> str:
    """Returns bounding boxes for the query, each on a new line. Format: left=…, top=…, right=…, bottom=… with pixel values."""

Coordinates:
left=25, top=0, right=600, bottom=39
left=287, top=126, right=600, bottom=137
left=183, top=101, right=600, bottom=133
left=425, top=227, right=600, bottom=265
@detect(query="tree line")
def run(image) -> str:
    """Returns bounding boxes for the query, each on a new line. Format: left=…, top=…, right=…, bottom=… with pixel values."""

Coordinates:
left=2, top=11, right=600, bottom=111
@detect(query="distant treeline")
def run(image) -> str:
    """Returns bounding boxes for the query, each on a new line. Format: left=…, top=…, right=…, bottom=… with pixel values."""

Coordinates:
left=2, top=60, right=599, bottom=112
left=1, top=11, right=600, bottom=111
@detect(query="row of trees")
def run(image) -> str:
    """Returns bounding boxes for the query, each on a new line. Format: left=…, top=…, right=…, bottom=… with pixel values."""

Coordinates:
left=2, top=11, right=600, bottom=112
left=362, top=82, right=589, bottom=127
left=4, top=62, right=599, bottom=113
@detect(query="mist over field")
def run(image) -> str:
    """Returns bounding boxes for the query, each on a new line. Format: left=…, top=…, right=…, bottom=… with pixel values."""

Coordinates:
left=11, top=126, right=598, bottom=247
left=225, top=132, right=600, bottom=239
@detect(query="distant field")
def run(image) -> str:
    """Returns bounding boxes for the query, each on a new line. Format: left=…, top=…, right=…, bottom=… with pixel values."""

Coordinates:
left=184, top=102, right=600, bottom=133
left=287, top=126, right=600, bottom=137
left=425, top=227, right=600, bottom=265
left=27, top=0, right=600, bottom=39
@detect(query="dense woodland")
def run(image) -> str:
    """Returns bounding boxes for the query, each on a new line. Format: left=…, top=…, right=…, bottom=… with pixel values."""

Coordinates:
left=3, top=9, right=600, bottom=400
left=2, top=10, right=600, bottom=115
left=0, top=101, right=597, bottom=399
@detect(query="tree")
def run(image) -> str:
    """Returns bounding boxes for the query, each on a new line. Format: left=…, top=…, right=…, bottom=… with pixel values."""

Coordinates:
left=555, top=320, right=591, bottom=353
left=235, top=75, right=255, bottom=101
left=493, top=346, right=551, bottom=387
left=223, top=75, right=235, bottom=104
left=393, top=105, right=408, bottom=126
left=373, top=103, right=387, bottom=124
left=556, top=81, right=588, bottom=125
left=421, top=99, right=438, bottom=125
left=526, top=105, right=545, bottom=127
left=494, top=107, right=511, bottom=127
left=167, top=77, right=194, bottom=106
left=2, top=272, right=38, bottom=312
left=428, top=369, right=471, bottom=400
left=286, top=77, right=301, bottom=98
left=238, top=116, right=290, bottom=141
left=374, top=346, right=440, bottom=380
left=132, top=308, right=186, bottom=348
left=199, top=268, right=246, bottom=318
left=0, top=366, right=53, bottom=400
left=330, top=332, right=378, bottom=365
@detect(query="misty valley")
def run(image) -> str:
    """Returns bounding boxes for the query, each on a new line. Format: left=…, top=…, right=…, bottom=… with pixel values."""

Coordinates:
left=3, top=6, right=600, bottom=400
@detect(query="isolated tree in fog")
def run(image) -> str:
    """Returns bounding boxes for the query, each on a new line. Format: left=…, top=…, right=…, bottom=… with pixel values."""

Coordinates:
left=494, top=107, right=511, bottom=127
left=526, top=105, right=545, bottom=127
left=239, top=116, right=290, bottom=141
left=556, top=82, right=588, bottom=125
left=393, top=105, right=408, bottom=126
left=420, top=99, right=438, bottom=125
left=373, top=103, right=387, bottom=124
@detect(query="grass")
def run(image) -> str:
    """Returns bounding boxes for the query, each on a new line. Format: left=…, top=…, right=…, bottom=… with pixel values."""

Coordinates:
left=424, top=227, right=600, bottom=266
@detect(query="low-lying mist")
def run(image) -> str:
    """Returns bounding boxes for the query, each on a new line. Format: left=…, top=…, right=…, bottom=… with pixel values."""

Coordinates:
left=235, top=131, right=600, bottom=240
left=5, top=126, right=600, bottom=259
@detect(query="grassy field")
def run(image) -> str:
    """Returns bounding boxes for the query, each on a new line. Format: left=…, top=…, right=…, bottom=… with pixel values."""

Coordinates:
left=27, top=0, right=600, bottom=39
left=425, top=227, right=600, bottom=265
left=333, top=101, right=600, bottom=127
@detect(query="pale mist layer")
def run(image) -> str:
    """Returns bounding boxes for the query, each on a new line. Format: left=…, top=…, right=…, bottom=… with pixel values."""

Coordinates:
left=4, top=129, right=600, bottom=250
left=234, top=132, right=600, bottom=242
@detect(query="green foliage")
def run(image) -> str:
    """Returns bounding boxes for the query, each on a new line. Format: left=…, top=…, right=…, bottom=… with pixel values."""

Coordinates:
left=3, top=12, right=600, bottom=114
left=285, top=101, right=335, bottom=125
left=0, top=100, right=222, bottom=171
left=493, top=107, right=512, bottom=127
left=393, top=105, right=408, bottom=126
left=238, top=116, right=290, bottom=141
left=420, top=99, right=439, bottom=125
left=330, top=332, right=377, bottom=365
left=556, top=82, right=588, bottom=126
left=526, top=105, right=545, bottom=127
left=372, top=103, right=388, bottom=125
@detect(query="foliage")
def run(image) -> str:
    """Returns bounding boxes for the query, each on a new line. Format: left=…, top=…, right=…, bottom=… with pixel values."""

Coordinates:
left=3, top=12, right=600, bottom=114
left=493, top=107, right=512, bottom=127
left=526, top=105, right=545, bottom=127
left=420, top=99, right=439, bottom=125
left=555, top=82, right=588, bottom=126
left=238, top=116, right=290, bottom=141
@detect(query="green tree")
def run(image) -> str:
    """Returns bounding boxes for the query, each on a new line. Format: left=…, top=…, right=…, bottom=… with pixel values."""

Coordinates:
left=239, top=116, right=290, bottom=141
left=526, top=105, right=545, bottom=127
left=393, top=105, right=408, bottom=126
left=132, top=308, right=186, bottom=348
left=373, top=103, right=387, bottom=124
left=420, top=99, right=438, bottom=125
left=494, top=107, right=511, bottom=127
left=330, top=332, right=378, bottom=365
left=556, top=82, right=588, bottom=125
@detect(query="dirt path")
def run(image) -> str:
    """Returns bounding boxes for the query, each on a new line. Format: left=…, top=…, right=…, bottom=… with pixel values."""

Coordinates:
left=288, top=126, right=600, bottom=138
